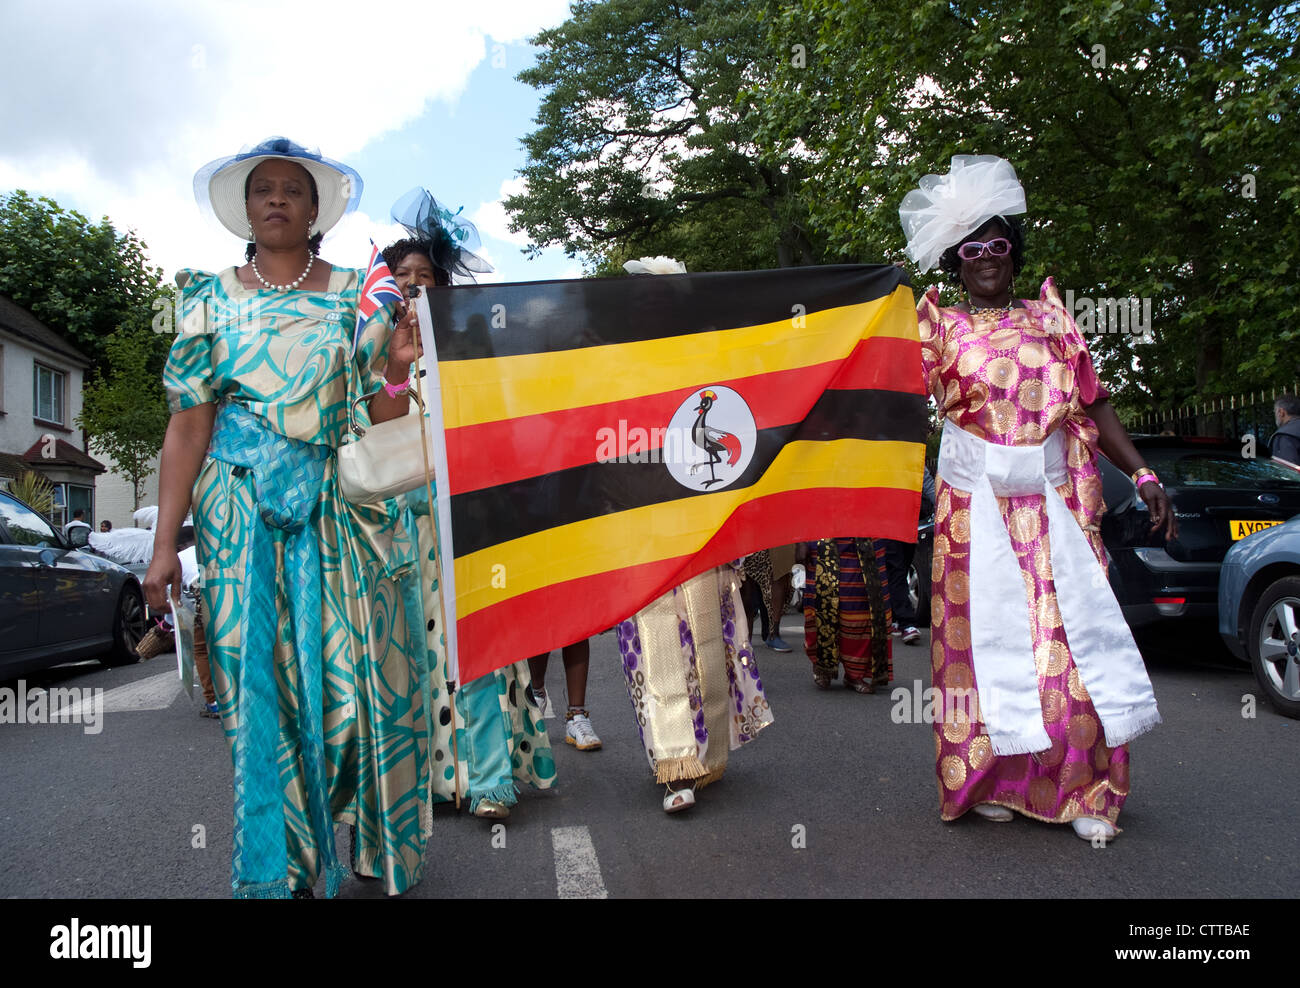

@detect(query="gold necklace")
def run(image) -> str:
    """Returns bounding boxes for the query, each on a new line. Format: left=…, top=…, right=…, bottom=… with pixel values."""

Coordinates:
left=969, top=304, right=1011, bottom=320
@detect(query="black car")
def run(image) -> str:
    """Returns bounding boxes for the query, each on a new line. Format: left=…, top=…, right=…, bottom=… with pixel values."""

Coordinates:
left=904, top=438, right=1300, bottom=630
left=1098, top=438, right=1300, bottom=628
left=0, top=489, right=146, bottom=678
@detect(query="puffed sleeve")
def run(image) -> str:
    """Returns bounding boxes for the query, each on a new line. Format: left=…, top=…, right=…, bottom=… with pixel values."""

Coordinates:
left=1040, top=278, right=1110, bottom=406
left=917, top=286, right=946, bottom=403
left=162, top=269, right=217, bottom=413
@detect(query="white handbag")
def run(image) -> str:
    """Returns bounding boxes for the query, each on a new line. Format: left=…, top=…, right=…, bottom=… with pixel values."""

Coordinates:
left=338, top=384, right=436, bottom=505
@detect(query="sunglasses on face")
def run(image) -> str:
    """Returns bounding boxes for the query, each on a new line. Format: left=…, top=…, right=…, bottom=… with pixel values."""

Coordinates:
left=957, top=237, right=1012, bottom=261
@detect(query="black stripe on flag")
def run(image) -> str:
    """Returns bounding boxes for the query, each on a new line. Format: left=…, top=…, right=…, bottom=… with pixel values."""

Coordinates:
left=426, top=264, right=910, bottom=361
left=448, top=388, right=926, bottom=558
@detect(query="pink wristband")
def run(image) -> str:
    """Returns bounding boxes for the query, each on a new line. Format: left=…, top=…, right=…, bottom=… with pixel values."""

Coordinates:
left=382, top=376, right=411, bottom=399
left=1136, top=473, right=1162, bottom=490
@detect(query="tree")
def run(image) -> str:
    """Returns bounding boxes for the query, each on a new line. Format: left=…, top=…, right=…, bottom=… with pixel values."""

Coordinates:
left=77, top=328, right=171, bottom=511
left=754, top=0, right=1300, bottom=414
left=1, top=190, right=173, bottom=500
left=506, top=0, right=821, bottom=272
left=0, top=190, right=167, bottom=373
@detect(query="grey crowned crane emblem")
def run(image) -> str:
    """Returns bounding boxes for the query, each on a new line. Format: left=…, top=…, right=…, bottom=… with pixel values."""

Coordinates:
left=689, top=389, right=743, bottom=488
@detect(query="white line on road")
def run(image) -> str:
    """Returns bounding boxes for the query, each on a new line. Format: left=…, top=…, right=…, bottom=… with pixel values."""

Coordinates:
left=54, top=670, right=181, bottom=717
left=550, top=826, right=608, bottom=899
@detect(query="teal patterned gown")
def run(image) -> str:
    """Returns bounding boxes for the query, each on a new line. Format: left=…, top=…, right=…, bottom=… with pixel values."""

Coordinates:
left=164, top=265, right=430, bottom=896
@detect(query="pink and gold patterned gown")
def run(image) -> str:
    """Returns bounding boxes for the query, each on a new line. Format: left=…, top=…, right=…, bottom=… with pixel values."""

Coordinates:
left=920, top=278, right=1129, bottom=826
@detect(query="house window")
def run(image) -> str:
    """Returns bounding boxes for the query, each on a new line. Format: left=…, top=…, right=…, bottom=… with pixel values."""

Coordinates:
left=33, top=364, right=65, bottom=425
left=67, top=484, right=93, bottom=528
left=50, top=483, right=66, bottom=529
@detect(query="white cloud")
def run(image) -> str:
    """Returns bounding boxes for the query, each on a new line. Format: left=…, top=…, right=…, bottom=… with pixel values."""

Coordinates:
left=0, top=0, right=573, bottom=277
left=470, top=177, right=532, bottom=248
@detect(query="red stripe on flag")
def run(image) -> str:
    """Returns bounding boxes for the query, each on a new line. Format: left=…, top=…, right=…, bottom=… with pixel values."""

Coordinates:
left=455, top=484, right=919, bottom=682
left=444, top=336, right=919, bottom=495
left=831, top=336, right=923, bottom=394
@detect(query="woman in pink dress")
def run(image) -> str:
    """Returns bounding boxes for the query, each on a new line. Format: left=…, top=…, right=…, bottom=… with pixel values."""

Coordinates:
left=900, top=156, right=1177, bottom=841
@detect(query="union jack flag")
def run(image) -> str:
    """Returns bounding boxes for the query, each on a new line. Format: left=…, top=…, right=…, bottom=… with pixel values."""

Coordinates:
left=353, top=239, right=404, bottom=352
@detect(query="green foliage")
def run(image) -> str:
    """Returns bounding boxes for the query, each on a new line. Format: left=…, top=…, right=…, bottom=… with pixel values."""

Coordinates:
left=0, top=190, right=167, bottom=373
left=77, top=328, right=170, bottom=510
left=1, top=190, right=173, bottom=506
left=754, top=0, right=1300, bottom=413
left=506, top=0, right=821, bottom=271
left=10, top=470, right=54, bottom=517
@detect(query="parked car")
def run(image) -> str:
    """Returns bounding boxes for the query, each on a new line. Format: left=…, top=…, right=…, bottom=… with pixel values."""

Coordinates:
left=1098, top=438, right=1300, bottom=629
left=907, top=512, right=934, bottom=624
left=1218, top=515, right=1300, bottom=718
left=905, top=438, right=1300, bottom=633
left=0, top=489, right=146, bottom=678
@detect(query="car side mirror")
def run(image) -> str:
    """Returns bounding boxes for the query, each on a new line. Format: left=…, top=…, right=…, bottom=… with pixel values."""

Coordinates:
left=67, top=526, right=90, bottom=549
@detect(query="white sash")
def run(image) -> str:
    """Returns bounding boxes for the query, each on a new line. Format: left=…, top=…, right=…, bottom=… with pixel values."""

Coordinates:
left=936, top=420, right=1160, bottom=755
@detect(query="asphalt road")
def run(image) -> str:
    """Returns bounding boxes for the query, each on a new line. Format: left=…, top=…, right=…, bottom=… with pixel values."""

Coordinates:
left=1, top=616, right=1295, bottom=899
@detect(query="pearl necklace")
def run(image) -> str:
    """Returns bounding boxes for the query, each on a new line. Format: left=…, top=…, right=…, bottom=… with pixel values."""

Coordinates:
left=251, top=252, right=314, bottom=292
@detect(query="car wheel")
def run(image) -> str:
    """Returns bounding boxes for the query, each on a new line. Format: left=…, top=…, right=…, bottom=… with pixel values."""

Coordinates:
left=103, top=584, right=146, bottom=667
left=1247, top=575, right=1300, bottom=719
left=907, top=545, right=932, bottom=627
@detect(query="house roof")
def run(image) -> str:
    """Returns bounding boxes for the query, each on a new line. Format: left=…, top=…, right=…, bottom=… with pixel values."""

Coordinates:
left=19, top=438, right=106, bottom=474
left=0, top=295, right=91, bottom=366
left=0, top=451, right=30, bottom=479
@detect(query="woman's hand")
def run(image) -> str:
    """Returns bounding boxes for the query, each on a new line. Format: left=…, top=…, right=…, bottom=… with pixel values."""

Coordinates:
left=385, top=305, right=422, bottom=375
left=1138, top=481, right=1178, bottom=542
left=144, top=549, right=182, bottom=613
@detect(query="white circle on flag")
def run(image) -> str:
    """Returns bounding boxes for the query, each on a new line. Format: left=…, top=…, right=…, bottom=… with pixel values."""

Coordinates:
left=662, top=385, right=757, bottom=492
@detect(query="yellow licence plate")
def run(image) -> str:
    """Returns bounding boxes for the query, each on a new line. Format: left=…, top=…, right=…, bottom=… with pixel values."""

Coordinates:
left=1230, top=519, right=1282, bottom=540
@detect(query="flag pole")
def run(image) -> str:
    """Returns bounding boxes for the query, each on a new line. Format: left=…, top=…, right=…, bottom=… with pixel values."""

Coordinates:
left=407, top=287, right=461, bottom=810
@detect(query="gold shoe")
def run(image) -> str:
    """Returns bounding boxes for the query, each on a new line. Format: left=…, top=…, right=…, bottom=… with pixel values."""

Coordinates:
left=473, top=799, right=511, bottom=819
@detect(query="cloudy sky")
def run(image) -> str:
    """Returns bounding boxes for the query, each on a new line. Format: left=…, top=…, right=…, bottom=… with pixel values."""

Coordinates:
left=0, top=0, right=580, bottom=283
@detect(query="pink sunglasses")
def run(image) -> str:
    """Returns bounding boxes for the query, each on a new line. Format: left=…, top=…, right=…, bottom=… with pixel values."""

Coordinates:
left=957, top=237, right=1012, bottom=261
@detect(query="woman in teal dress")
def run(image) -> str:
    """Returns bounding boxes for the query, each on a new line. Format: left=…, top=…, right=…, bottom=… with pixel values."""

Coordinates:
left=380, top=189, right=556, bottom=820
left=145, top=138, right=430, bottom=897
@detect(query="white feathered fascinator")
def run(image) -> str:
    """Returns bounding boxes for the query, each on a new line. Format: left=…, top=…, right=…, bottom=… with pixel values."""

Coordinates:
left=623, top=256, right=687, bottom=275
left=898, top=155, right=1027, bottom=273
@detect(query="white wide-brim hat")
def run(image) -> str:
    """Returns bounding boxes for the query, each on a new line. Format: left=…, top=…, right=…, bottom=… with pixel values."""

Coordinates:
left=193, top=136, right=363, bottom=239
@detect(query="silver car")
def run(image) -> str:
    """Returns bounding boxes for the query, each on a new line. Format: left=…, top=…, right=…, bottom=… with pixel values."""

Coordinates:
left=0, top=489, right=146, bottom=678
left=1218, top=514, right=1300, bottom=719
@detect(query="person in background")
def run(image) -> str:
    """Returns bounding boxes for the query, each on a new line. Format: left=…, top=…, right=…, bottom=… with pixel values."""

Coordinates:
left=529, top=641, right=601, bottom=751
left=1271, top=395, right=1300, bottom=467
left=100, top=520, right=113, bottom=533
left=63, top=508, right=90, bottom=539
left=380, top=189, right=555, bottom=820
left=742, top=545, right=796, bottom=651
left=880, top=465, right=936, bottom=646
left=611, top=256, right=773, bottom=812
left=799, top=537, right=893, bottom=693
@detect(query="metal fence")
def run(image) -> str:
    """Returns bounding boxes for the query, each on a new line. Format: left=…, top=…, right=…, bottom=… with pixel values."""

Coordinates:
left=1122, top=385, right=1298, bottom=447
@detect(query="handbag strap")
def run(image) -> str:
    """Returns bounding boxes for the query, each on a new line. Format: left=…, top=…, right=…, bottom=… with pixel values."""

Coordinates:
left=349, top=379, right=426, bottom=438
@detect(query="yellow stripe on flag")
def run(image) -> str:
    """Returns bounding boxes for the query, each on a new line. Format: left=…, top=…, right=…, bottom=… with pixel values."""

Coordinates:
left=452, top=437, right=924, bottom=618
left=442, top=287, right=915, bottom=428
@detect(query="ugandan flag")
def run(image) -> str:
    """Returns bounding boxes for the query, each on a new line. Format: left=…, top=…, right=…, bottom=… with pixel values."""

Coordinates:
left=413, top=264, right=926, bottom=684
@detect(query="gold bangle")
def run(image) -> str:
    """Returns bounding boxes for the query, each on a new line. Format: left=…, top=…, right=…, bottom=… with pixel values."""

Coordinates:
left=1130, top=467, right=1155, bottom=484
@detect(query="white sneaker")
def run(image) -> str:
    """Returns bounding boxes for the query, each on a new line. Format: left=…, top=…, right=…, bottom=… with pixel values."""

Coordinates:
left=1071, top=816, right=1116, bottom=841
left=565, top=712, right=602, bottom=751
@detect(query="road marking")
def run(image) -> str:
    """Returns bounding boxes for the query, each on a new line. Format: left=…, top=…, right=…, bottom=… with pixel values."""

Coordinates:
left=550, top=825, right=608, bottom=899
left=54, top=670, right=181, bottom=718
